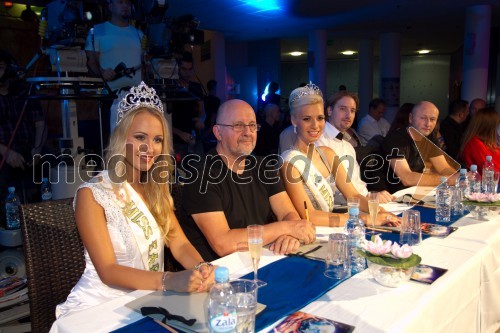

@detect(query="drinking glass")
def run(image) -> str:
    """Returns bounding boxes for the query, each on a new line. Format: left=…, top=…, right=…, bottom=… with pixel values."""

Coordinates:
left=366, top=192, right=380, bottom=236
left=400, top=210, right=422, bottom=246
left=324, top=233, right=350, bottom=279
left=347, top=197, right=360, bottom=210
left=247, top=225, right=266, bottom=287
left=229, top=279, right=258, bottom=333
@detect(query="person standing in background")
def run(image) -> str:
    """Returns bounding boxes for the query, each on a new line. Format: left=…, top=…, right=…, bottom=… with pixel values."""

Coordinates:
left=203, top=80, right=220, bottom=131
left=440, top=99, right=469, bottom=160
left=170, top=52, right=205, bottom=158
left=264, top=81, right=281, bottom=107
left=254, top=103, right=281, bottom=157
left=202, top=80, right=220, bottom=152
left=0, top=51, right=46, bottom=226
left=469, top=98, right=486, bottom=117
left=85, top=0, right=144, bottom=143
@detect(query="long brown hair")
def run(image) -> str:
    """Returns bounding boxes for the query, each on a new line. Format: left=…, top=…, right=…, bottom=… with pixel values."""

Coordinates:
left=460, top=107, right=500, bottom=154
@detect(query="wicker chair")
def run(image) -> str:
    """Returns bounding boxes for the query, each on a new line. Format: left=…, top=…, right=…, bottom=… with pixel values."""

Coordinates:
left=19, top=198, right=85, bottom=333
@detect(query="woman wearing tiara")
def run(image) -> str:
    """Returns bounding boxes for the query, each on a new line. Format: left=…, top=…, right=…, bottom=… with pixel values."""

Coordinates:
left=55, top=82, right=215, bottom=318
left=280, top=83, right=398, bottom=227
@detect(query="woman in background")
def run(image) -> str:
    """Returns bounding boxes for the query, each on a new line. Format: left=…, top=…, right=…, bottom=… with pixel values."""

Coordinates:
left=460, top=107, right=500, bottom=174
left=56, top=82, right=214, bottom=318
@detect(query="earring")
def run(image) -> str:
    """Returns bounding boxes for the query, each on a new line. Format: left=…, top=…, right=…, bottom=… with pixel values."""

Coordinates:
left=293, top=126, right=297, bottom=134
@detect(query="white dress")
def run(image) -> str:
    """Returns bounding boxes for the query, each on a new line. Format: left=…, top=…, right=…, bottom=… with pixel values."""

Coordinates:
left=281, top=148, right=336, bottom=212
left=55, top=171, right=164, bottom=318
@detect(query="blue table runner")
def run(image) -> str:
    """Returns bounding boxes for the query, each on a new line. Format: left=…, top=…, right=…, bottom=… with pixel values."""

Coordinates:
left=370, top=205, right=464, bottom=243
left=241, top=255, right=346, bottom=332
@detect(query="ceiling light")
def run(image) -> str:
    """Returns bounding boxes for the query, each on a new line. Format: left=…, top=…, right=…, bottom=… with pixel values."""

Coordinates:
left=289, top=52, right=304, bottom=56
left=417, top=49, right=431, bottom=54
left=341, top=50, right=356, bottom=56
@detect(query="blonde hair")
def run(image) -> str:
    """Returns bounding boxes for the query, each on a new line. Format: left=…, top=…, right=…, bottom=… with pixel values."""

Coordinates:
left=460, top=107, right=500, bottom=155
left=289, top=87, right=324, bottom=117
left=105, top=107, right=175, bottom=242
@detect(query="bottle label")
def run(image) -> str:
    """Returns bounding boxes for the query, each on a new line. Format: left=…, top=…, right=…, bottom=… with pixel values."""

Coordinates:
left=210, top=311, right=237, bottom=332
left=42, top=192, right=52, bottom=201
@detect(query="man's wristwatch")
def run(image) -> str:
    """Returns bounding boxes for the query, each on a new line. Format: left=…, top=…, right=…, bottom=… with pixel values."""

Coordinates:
left=194, top=261, right=213, bottom=272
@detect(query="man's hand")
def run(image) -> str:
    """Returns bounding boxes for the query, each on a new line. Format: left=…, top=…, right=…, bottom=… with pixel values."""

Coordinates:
left=6, top=149, right=25, bottom=169
left=269, top=235, right=300, bottom=255
left=290, top=220, right=316, bottom=244
left=375, top=191, right=394, bottom=203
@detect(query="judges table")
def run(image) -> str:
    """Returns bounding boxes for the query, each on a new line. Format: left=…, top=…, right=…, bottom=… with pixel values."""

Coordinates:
left=50, top=209, right=500, bottom=333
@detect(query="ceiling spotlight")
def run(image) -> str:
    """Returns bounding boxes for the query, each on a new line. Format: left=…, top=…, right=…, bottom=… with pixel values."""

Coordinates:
left=341, top=50, right=356, bottom=56
left=417, top=49, right=430, bottom=54
left=289, top=51, right=304, bottom=56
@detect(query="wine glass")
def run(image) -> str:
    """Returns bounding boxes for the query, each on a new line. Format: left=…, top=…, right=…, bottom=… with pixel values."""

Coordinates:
left=366, top=192, right=380, bottom=236
left=247, top=224, right=267, bottom=287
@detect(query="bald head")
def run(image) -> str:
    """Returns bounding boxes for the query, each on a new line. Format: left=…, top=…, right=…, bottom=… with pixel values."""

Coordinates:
left=214, top=99, right=257, bottom=160
left=470, top=98, right=486, bottom=117
left=216, top=99, right=253, bottom=124
left=410, top=101, right=439, bottom=136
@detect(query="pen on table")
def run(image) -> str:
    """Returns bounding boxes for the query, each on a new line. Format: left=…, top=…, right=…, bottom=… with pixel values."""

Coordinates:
left=304, top=201, right=310, bottom=222
left=366, top=227, right=399, bottom=234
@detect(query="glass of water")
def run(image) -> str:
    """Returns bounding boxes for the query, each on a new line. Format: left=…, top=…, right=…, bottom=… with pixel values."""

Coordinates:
left=229, top=279, right=258, bottom=333
left=400, top=210, right=421, bottom=246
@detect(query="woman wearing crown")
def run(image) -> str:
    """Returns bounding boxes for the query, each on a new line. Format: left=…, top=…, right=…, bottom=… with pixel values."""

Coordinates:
left=55, top=82, right=215, bottom=318
left=280, top=83, right=398, bottom=227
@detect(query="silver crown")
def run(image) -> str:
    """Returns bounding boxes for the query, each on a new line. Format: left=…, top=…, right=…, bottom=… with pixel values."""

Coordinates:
left=289, top=82, right=323, bottom=106
left=116, top=82, right=163, bottom=124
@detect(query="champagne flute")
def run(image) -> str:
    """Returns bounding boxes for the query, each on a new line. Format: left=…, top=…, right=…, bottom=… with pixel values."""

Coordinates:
left=367, top=192, right=380, bottom=236
left=247, top=224, right=267, bottom=287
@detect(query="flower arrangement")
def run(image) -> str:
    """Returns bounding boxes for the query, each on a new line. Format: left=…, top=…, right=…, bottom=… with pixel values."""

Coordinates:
left=357, top=235, right=422, bottom=269
left=464, top=193, right=500, bottom=204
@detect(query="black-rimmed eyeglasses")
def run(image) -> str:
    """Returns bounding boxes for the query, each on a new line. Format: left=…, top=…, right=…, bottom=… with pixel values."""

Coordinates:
left=216, top=122, right=261, bottom=132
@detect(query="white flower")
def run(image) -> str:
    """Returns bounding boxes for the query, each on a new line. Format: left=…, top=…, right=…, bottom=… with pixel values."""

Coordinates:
left=390, top=242, right=413, bottom=259
left=362, top=235, right=392, bottom=256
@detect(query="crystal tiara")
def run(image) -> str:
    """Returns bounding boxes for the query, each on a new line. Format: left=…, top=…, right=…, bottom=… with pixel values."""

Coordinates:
left=289, top=82, right=323, bottom=106
left=116, top=81, right=163, bottom=124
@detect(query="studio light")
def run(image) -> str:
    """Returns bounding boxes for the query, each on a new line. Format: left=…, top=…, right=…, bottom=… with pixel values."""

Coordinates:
left=341, top=50, right=356, bottom=55
left=417, top=49, right=431, bottom=54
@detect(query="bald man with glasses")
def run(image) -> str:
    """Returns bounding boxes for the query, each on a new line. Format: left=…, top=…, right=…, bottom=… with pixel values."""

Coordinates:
left=180, top=99, right=316, bottom=262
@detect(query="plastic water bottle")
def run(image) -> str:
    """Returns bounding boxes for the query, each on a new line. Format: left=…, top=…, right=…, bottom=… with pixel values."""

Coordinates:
left=467, top=165, right=481, bottom=194
left=435, top=177, right=451, bottom=223
left=207, top=267, right=237, bottom=333
left=456, top=168, right=469, bottom=198
left=5, top=187, right=21, bottom=230
left=41, top=177, right=52, bottom=201
left=482, top=156, right=495, bottom=194
left=344, top=206, right=366, bottom=274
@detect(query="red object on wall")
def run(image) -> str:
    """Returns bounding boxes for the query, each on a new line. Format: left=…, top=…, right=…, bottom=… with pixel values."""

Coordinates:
left=4, top=2, right=14, bottom=7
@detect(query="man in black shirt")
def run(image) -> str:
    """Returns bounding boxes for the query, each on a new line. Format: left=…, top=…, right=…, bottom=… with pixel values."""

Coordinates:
left=369, top=101, right=459, bottom=193
left=181, top=99, right=315, bottom=261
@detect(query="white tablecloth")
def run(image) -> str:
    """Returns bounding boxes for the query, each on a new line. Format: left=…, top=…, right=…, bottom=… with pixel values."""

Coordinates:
left=50, top=214, right=500, bottom=333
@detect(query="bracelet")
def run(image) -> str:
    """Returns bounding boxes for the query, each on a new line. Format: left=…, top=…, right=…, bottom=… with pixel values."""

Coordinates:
left=194, top=261, right=213, bottom=272
left=162, top=271, right=169, bottom=291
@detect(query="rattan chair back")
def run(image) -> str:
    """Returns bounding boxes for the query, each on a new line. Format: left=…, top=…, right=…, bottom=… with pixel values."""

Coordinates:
left=19, top=198, right=85, bottom=333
